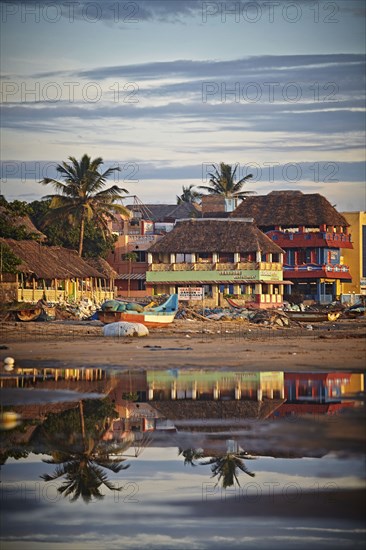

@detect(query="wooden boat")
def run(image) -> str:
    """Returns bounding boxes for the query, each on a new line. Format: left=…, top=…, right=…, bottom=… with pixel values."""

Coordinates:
left=97, top=294, right=179, bottom=328
left=284, top=310, right=341, bottom=323
left=15, top=305, right=56, bottom=322
left=15, top=307, right=43, bottom=321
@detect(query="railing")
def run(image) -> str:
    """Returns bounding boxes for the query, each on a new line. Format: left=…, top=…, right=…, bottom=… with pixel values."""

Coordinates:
left=17, top=289, right=115, bottom=303
left=149, top=262, right=282, bottom=272
left=258, top=262, right=282, bottom=271
left=284, top=263, right=350, bottom=273
left=269, top=230, right=352, bottom=246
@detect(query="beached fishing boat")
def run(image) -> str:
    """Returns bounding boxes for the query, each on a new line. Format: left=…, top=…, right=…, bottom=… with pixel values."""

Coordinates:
left=97, top=294, right=179, bottom=328
left=284, top=310, right=341, bottom=323
left=14, top=304, right=56, bottom=322
left=15, top=307, right=43, bottom=322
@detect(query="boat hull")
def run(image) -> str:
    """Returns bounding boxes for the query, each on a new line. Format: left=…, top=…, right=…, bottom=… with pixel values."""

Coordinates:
left=285, top=311, right=341, bottom=323
left=16, top=308, right=43, bottom=322
left=97, top=310, right=177, bottom=328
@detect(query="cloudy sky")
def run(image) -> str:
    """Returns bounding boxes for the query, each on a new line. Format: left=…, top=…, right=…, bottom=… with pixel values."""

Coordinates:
left=0, top=0, right=365, bottom=210
left=2, top=449, right=365, bottom=549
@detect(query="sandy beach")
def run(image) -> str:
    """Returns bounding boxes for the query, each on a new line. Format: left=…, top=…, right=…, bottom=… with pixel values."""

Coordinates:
left=1, top=317, right=365, bottom=371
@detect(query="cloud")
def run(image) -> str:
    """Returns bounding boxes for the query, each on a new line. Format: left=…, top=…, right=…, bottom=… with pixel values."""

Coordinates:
left=1, top=1, right=365, bottom=24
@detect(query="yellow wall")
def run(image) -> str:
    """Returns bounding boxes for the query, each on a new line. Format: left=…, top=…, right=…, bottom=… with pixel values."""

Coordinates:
left=341, top=211, right=366, bottom=294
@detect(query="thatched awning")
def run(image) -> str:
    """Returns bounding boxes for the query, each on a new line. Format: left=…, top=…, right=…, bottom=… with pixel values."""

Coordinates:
left=118, top=273, right=146, bottom=280
left=231, top=191, right=349, bottom=227
left=148, top=219, right=284, bottom=255
left=0, top=239, right=105, bottom=279
left=127, top=202, right=201, bottom=222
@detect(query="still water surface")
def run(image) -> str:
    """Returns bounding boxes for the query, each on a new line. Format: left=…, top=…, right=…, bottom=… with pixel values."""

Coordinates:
left=1, top=366, right=365, bottom=549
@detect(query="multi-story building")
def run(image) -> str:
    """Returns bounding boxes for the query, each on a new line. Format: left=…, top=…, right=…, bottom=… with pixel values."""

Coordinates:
left=230, top=191, right=353, bottom=303
left=106, top=200, right=200, bottom=297
left=146, top=218, right=287, bottom=307
left=340, top=211, right=366, bottom=296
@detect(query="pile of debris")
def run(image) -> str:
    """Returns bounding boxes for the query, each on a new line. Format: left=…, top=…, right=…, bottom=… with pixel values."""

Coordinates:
left=176, top=304, right=297, bottom=327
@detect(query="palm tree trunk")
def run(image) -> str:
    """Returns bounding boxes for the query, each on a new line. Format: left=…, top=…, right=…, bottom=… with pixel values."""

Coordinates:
left=79, top=400, right=86, bottom=442
left=78, top=215, right=85, bottom=256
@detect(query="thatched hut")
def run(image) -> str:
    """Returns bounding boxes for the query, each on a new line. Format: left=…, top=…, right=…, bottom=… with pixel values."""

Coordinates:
left=230, top=191, right=353, bottom=303
left=229, top=190, right=350, bottom=230
left=0, top=238, right=116, bottom=303
left=146, top=218, right=287, bottom=307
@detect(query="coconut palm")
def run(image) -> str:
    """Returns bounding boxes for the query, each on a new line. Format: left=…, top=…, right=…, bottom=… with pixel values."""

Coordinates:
left=40, top=400, right=130, bottom=503
left=200, top=451, right=255, bottom=488
left=178, top=447, right=204, bottom=467
left=41, top=446, right=129, bottom=503
left=198, top=162, right=254, bottom=199
left=41, top=154, right=130, bottom=256
left=176, top=185, right=201, bottom=205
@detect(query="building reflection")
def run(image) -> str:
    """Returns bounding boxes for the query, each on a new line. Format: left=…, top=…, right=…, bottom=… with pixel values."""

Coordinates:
left=1, top=367, right=364, bottom=496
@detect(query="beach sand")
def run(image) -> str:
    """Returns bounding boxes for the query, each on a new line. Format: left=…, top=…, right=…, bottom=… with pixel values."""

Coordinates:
left=1, top=317, right=365, bottom=371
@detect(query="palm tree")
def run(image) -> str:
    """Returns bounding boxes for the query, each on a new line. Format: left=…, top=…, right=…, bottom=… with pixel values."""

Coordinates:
left=200, top=450, right=255, bottom=488
left=198, top=162, right=254, bottom=199
left=40, top=400, right=130, bottom=503
left=178, top=447, right=204, bottom=467
left=123, top=252, right=138, bottom=297
left=41, top=447, right=129, bottom=503
left=176, top=185, right=201, bottom=204
left=41, top=154, right=130, bottom=256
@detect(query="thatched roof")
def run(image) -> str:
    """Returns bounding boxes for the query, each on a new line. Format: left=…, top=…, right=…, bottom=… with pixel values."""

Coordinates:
left=0, top=239, right=106, bottom=279
left=148, top=219, right=284, bottom=254
left=230, top=191, right=349, bottom=227
left=127, top=202, right=201, bottom=222
left=0, top=206, right=46, bottom=240
left=85, top=257, right=118, bottom=279
left=149, top=399, right=285, bottom=425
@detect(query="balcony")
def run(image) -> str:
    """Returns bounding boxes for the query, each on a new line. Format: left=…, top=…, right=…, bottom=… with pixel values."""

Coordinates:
left=149, top=262, right=281, bottom=272
left=284, top=263, right=352, bottom=280
left=268, top=230, right=353, bottom=249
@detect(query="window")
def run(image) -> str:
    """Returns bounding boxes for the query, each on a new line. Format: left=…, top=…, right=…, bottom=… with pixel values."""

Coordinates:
left=137, top=279, right=145, bottom=291
left=135, top=251, right=146, bottom=263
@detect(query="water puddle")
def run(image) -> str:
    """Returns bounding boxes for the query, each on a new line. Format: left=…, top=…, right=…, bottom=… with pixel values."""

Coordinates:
left=1, top=366, right=365, bottom=549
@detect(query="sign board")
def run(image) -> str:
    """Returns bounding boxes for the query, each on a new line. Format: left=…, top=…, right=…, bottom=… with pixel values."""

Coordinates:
left=178, top=287, right=204, bottom=301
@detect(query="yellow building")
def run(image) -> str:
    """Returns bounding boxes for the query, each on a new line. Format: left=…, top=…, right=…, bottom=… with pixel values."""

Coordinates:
left=341, top=212, right=366, bottom=295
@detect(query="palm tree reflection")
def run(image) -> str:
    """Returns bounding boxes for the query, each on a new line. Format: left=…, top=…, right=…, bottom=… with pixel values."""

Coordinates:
left=40, top=400, right=130, bottom=503
left=41, top=447, right=129, bottom=503
left=199, top=441, right=256, bottom=488
left=178, top=447, right=204, bottom=467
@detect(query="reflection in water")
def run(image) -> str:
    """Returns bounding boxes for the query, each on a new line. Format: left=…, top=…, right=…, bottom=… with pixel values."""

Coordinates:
left=179, top=442, right=256, bottom=487
left=39, top=402, right=130, bottom=503
left=0, top=365, right=365, bottom=548
left=178, top=447, right=204, bottom=467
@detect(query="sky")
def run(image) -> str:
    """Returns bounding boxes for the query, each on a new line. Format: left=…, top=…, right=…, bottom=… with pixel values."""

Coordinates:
left=1, top=450, right=365, bottom=549
left=0, top=0, right=365, bottom=211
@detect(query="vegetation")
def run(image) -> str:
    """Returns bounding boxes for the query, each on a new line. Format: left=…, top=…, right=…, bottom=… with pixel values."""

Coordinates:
left=198, top=162, right=254, bottom=198
left=178, top=448, right=204, bottom=467
left=38, top=399, right=129, bottom=503
left=200, top=450, right=255, bottom=488
left=0, top=243, right=22, bottom=274
left=0, top=196, right=40, bottom=241
left=40, top=154, right=130, bottom=256
left=176, top=185, right=201, bottom=204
